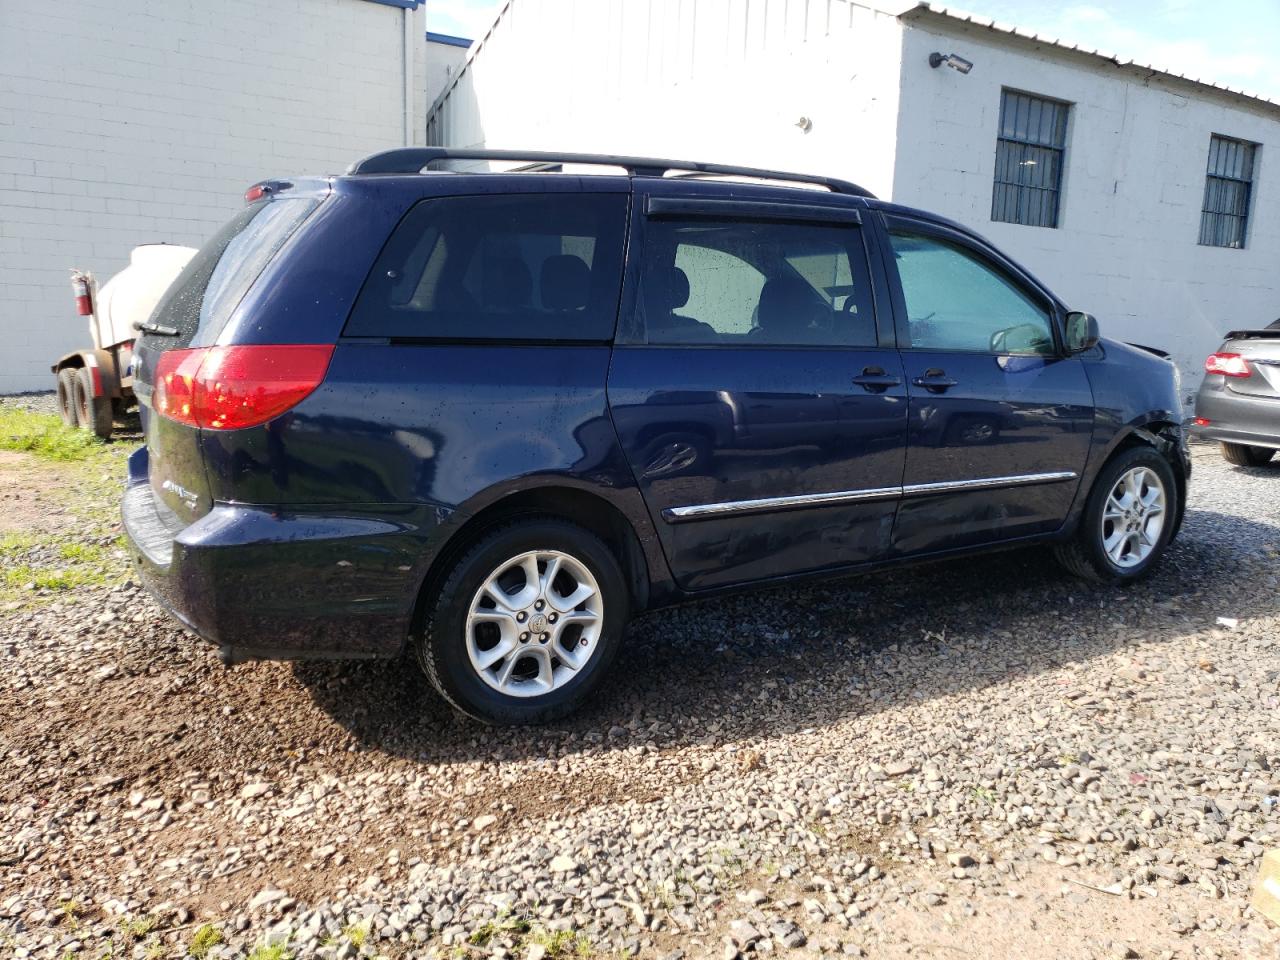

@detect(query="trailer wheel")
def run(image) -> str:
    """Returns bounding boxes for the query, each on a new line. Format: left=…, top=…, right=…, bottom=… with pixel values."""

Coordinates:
left=56, top=368, right=80, bottom=428
left=73, top=368, right=113, bottom=439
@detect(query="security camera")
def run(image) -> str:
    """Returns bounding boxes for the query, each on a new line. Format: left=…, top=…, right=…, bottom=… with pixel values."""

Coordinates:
left=929, top=52, right=974, bottom=74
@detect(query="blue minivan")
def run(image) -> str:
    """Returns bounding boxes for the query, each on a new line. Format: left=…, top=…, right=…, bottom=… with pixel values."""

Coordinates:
left=124, top=149, right=1189, bottom=724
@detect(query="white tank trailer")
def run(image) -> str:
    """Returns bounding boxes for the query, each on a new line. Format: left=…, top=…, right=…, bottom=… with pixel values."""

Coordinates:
left=54, top=244, right=195, bottom=438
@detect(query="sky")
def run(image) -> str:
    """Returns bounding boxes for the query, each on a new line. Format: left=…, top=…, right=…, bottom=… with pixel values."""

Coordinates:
left=426, top=0, right=1280, bottom=102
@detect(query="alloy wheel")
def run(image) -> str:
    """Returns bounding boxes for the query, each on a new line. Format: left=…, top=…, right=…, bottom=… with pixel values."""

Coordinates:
left=465, top=550, right=604, bottom=698
left=1101, top=465, right=1167, bottom=568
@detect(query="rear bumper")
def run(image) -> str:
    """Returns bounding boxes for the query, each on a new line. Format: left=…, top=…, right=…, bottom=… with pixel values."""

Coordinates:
left=1192, top=382, right=1280, bottom=449
left=122, top=473, right=433, bottom=663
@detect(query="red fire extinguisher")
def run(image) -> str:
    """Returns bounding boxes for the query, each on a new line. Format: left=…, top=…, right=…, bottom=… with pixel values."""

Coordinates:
left=71, top=270, right=94, bottom=316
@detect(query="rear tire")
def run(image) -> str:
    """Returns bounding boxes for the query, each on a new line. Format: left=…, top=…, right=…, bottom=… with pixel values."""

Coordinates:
left=73, top=368, right=113, bottom=439
left=56, top=368, right=80, bottom=427
left=1220, top=442, right=1274, bottom=467
left=417, top=518, right=629, bottom=725
left=1054, top=446, right=1178, bottom=584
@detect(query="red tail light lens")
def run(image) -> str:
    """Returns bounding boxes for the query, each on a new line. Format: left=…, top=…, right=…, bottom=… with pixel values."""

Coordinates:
left=1205, top=352, right=1251, bottom=378
left=153, top=345, right=333, bottom=430
left=153, top=348, right=205, bottom=427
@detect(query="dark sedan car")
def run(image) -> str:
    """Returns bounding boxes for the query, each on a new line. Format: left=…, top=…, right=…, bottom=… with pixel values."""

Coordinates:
left=1193, top=320, right=1280, bottom=466
left=123, top=148, right=1189, bottom=724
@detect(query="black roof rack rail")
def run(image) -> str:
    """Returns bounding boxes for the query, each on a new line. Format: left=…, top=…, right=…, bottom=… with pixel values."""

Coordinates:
left=345, top=148, right=875, bottom=198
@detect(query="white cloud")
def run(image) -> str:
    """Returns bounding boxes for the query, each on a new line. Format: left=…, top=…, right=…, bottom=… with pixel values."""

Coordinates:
left=426, top=0, right=502, bottom=39
left=1028, top=4, right=1280, bottom=98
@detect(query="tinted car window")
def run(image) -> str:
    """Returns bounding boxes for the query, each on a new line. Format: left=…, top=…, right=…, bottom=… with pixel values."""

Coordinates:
left=888, top=231, right=1054, bottom=355
left=346, top=194, right=627, bottom=341
left=636, top=218, right=876, bottom=347
left=144, top=198, right=318, bottom=350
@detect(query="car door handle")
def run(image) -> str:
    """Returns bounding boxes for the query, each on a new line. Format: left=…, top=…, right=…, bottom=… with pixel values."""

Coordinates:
left=852, top=367, right=902, bottom=392
left=912, top=369, right=958, bottom=392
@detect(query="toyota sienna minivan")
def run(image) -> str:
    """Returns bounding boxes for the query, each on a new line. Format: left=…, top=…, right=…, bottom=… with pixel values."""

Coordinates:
left=124, top=148, right=1189, bottom=724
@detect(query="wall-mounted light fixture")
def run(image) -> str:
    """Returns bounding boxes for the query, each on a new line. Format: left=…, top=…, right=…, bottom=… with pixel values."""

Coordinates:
left=929, top=52, right=973, bottom=74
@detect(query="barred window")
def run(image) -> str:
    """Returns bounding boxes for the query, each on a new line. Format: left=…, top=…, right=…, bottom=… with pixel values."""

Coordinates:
left=1199, top=135, right=1257, bottom=249
left=991, top=90, right=1069, bottom=229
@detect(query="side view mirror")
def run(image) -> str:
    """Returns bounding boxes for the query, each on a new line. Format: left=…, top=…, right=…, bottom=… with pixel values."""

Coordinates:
left=1064, top=311, right=1100, bottom=353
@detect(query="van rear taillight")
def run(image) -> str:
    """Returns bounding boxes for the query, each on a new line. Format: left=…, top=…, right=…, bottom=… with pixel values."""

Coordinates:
left=1205, top=352, right=1251, bottom=378
left=153, top=344, right=333, bottom=430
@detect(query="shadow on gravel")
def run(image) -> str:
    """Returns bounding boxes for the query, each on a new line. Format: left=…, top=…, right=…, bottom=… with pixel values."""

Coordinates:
left=293, top=507, right=1280, bottom=767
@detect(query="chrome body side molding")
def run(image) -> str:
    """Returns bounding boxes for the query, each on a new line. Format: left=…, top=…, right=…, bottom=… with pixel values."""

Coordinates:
left=662, top=471, right=1078, bottom=523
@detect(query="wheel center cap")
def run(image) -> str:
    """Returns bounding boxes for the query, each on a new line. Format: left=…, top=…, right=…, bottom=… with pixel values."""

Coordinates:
left=528, top=613, right=548, bottom=634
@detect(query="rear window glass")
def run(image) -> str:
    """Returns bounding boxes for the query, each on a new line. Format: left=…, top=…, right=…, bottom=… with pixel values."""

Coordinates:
left=344, top=194, right=628, bottom=341
left=145, top=198, right=318, bottom=348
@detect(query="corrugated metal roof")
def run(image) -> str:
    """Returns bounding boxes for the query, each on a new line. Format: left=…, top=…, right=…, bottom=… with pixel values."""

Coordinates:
left=900, top=1, right=1280, bottom=114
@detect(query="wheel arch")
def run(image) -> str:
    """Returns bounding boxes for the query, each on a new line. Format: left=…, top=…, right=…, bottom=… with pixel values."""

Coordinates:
left=408, top=482, right=663, bottom=648
left=50, top=350, right=87, bottom=374
left=52, top=348, right=122, bottom=397
left=1093, top=418, right=1188, bottom=535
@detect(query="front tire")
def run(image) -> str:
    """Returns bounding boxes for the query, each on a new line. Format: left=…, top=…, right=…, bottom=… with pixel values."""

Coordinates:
left=1054, top=447, right=1178, bottom=584
left=417, top=518, right=628, bottom=724
left=1220, top=442, right=1274, bottom=467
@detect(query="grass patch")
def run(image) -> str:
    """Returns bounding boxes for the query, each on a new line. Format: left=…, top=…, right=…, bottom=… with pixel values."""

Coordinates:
left=246, top=945, right=292, bottom=960
left=188, top=924, right=223, bottom=959
left=0, top=406, right=106, bottom=462
left=530, top=928, right=592, bottom=958
left=469, top=914, right=533, bottom=947
left=0, top=408, right=132, bottom=609
left=343, top=920, right=369, bottom=948
left=0, top=532, right=39, bottom=557
left=969, top=785, right=997, bottom=804
left=3, top=562, right=107, bottom=592
left=467, top=916, right=590, bottom=958
left=118, top=914, right=156, bottom=941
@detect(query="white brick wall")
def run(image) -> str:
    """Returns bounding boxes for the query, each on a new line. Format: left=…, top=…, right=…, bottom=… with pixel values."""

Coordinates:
left=424, top=0, right=907, bottom=198
left=425, top=36, right=469, bottom=108
left=0, top=0, right=426, bottom=393
left=894, top=17, right=1280, bottom=398
left=426, top=0, right=1280, bottom=397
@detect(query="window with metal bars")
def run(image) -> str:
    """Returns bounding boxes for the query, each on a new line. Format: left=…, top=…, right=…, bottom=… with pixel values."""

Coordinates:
left=991, top=89, right=1069, bottom=228
left=1199, top=135, right=1257, bottom=249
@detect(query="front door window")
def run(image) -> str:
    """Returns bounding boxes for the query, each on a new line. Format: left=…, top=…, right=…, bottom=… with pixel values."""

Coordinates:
left=888, top=231, right=1055, bottom=355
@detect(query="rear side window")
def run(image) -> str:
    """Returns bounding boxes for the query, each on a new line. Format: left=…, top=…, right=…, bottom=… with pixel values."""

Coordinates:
left=146, top=198, right=318, bottom=348
left=345, top=194, right=628, bottom=341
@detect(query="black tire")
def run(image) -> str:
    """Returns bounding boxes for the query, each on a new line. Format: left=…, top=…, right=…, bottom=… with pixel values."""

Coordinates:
left=56, top=368, right=80, bottom=427
left=417, top=518, right=629, bottom=724
left=1220, top=442, right=1274, bottom=467
left=1054, top=446, right=1178, bottom=584
left=73, top=368, right=113, bottom=439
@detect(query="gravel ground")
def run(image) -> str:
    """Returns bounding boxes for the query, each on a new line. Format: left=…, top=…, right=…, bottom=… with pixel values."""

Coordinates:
left=1, top=443, right=1278, bottom=960
left=3, top=391, right=61, bottom=417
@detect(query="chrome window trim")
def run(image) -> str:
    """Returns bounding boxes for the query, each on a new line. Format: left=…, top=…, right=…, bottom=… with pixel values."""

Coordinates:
left=662, top=471, right=1078, bottom=523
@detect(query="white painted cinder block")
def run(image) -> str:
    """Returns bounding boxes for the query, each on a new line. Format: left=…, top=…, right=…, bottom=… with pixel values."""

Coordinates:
left=426, top=0, right=1280, bottom=398
left=0, top=0, right=426, bottom=393
left=894, top=19, right=1280, bottom=398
